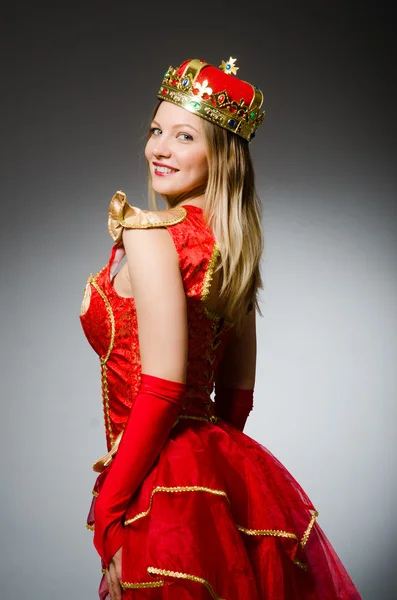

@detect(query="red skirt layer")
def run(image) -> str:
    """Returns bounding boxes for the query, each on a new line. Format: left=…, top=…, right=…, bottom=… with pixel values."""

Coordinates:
left=87, top=418, right=361, bottom=600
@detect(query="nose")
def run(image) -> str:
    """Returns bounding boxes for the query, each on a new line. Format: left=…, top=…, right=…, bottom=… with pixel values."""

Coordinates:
left=152, top=135, right=172, bottom=159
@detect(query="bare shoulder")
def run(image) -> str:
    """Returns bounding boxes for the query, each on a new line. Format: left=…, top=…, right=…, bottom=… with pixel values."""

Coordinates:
left=122, top=224, right=180, bottom=271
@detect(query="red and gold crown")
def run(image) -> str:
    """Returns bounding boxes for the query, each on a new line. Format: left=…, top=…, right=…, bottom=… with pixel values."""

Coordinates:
left=157, top=57, right=265, bottom=142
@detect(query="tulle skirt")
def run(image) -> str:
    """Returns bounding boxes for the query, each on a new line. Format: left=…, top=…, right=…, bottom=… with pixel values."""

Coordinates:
left=87, top=417, right=361, bottom=599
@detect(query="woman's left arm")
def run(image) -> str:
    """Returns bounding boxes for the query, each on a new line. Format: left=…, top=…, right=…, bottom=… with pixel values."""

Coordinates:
left=94, top=226, right=188, bottom=572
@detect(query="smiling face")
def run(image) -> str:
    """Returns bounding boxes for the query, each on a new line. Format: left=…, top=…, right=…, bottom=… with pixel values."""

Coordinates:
left=145, top=101, right=209, bottom=206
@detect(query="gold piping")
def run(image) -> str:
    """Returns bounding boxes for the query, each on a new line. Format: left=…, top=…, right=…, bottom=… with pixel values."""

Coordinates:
left=201, top=243, right=220, bottom=302
left=119, top=207, right=187, bottom=230
left=90, top=279, right=116, bottom=363
left=121, top=579, right=164, bottom=589
left=200, top=243, right=222, bottom=321
left=173, top=414, right=219, bottom=426
left=236, top=525, right=298, bottom=540
left=121, top=484, right=318, bottom=569
left=124, top=486, right=230, bottom=526
left=80, top=272, right=93, bottom=315
left=103, top=559, right=164, bottom=586
left=147, top=567, right=224, bottom=600
left=92, top=490, right=99, bottom=498
left=108, top=191, right=188, bottom=241
left=88, top=276, right=116, bottom=445
left=90, top=486, right=316, bottom=572
left=100, top=363, right=113, bottom=445
left=293, top=558, right=308, bottom=571
left=300, top=510, right=319, bottom=548
left=120, top=567, right=224, bottom=596
left=204, top=307, right=221, bottom=322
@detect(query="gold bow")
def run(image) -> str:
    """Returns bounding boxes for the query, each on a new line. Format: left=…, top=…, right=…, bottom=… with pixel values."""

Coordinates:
left=92, top=431, right=124, bottom=473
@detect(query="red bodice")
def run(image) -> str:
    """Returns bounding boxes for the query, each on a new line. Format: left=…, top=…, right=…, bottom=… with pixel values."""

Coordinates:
left=80, top=204, right=233, bottom=451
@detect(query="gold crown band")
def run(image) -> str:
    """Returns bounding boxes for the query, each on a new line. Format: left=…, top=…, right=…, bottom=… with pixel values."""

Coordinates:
left=157, top=65, right=265, bottom=142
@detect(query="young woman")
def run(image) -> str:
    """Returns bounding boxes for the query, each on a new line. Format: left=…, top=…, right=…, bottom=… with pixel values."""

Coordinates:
left=80, top=57, right=361, bottom=600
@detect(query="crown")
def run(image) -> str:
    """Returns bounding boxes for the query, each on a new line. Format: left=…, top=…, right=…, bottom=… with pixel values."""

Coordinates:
left=157, top=57, right=265, bottom=141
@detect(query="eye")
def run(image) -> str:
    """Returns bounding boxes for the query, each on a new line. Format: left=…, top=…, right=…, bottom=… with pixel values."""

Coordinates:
left=150, top=127, right=162, bottom=136
left=177, top=132, right=193, bottom=141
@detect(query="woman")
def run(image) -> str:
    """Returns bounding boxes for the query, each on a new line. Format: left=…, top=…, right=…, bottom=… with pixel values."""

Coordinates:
left=80, top=57, right=361, bottom=599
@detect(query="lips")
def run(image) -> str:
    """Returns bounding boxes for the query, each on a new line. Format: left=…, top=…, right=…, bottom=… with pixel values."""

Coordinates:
left=152, top=162, right=179, bottom=176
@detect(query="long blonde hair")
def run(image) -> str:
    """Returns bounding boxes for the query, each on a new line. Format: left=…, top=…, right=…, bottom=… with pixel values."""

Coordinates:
left=147, top=102, right=264, bottom=333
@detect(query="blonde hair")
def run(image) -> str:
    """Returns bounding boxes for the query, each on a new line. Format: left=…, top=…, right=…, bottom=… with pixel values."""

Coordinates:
left=147, top=102, right=264, bottom=333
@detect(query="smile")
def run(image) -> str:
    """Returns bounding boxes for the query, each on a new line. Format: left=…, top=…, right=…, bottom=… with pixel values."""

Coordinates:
left=153, top=163, right=179, bottom=176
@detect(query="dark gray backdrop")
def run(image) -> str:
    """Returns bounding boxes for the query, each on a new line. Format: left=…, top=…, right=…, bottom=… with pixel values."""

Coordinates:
left=1, top=1, right=395, bottom=598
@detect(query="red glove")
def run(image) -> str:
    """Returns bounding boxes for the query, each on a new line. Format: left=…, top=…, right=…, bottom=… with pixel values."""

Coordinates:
left=214, top=387, right=254, bottom=432
left=93, top=373, right=186, bottom=567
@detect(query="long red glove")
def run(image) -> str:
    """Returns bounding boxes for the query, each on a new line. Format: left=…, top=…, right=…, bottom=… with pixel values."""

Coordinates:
left=214, top=387, right=254, bottom=432
left=94, top=373, right=186, bottom=567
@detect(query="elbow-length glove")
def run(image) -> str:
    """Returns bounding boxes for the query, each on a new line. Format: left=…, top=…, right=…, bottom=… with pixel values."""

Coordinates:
left=214, top=387, right=254, bottom=432
left=93, top=373, right=186, bottom=567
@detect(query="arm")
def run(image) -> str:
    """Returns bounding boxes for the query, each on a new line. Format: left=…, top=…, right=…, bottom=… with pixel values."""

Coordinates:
left=94, top=226, right=188, bottom=567
left=214, top=307, right=257, bottom=431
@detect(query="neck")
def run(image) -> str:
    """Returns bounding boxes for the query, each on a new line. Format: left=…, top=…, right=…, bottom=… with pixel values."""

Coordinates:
left=163, top=184, right=207, bottom=209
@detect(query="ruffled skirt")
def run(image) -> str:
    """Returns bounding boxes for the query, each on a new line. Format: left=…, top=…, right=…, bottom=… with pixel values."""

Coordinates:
left=87, top=418, right=361, bottom=599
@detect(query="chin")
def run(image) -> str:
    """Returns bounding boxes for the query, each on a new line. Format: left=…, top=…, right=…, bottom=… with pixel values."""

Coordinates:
left=152, top=183, right=183, bottom=196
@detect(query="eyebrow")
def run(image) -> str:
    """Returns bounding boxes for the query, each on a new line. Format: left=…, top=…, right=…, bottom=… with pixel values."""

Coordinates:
left=151, top=120, right=200, bottom=134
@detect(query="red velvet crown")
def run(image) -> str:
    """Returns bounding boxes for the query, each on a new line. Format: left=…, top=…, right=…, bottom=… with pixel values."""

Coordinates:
left=157, top=57, right=265, bottom=141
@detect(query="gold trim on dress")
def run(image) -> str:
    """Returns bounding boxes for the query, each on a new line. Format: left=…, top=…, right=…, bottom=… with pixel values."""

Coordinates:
left=173, top=414, right=219, bottom=427
left=89, top=485, right=317, bottom=571
left=120, top=566, right=224, bottom=597
left=236, top=525, right=298, bottom=540
left=108, top=190, right=187, bottom=242
left=147, top=567, right=224, bottom=600
left=120, top=483, right=318, bottom=571
left=90, top=279, right=116, bottom=364
left=293, top=558, right=308, bottom=571
left=121, top=579, right=164, bottom=589
left=200, top=242, right=222, bottom=322
left=87, top=274, right=116, bottom=445
left=103, top=561, right=163, bottom=587
left=100, top=363, right=114, bottom=445
left=80, top=273, right=93, bottom=315
left=124, top=485, right=230, bottom=527
left=300, top=509, right=319, bottom=548
left=88, top=505, right=316, bottom=572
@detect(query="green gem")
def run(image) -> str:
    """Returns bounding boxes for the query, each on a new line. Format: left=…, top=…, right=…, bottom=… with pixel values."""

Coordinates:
left=250, top=111, right=256, bottom=120
left=189, top=101, right=201, bottom=110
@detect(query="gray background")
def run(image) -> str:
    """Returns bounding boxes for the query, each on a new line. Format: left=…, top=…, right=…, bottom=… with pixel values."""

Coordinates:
left=1, top=1, right=395, bottom=598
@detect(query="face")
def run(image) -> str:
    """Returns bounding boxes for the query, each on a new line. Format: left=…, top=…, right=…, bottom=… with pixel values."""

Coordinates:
left=145, top=101, right=209, bottom=205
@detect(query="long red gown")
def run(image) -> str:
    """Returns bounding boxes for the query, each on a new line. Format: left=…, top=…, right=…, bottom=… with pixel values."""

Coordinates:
left=80, top=191, right=362, bottom=599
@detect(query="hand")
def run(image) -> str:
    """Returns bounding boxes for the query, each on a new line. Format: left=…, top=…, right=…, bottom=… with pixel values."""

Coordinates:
left=105, top=546, right=123, bottom=600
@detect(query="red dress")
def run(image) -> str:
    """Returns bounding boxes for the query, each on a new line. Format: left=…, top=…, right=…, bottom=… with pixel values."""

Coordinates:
left=80, top=191, right=361, bottom=599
